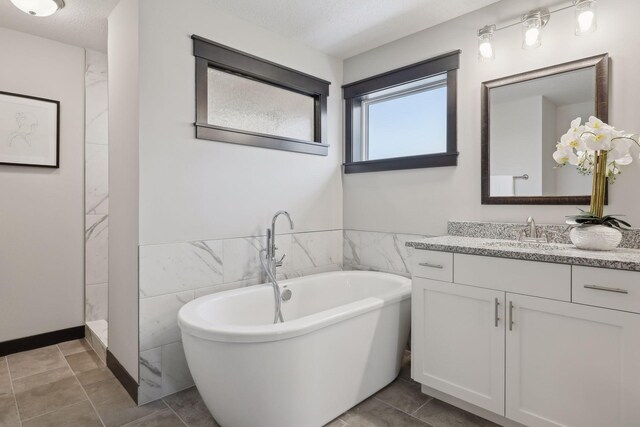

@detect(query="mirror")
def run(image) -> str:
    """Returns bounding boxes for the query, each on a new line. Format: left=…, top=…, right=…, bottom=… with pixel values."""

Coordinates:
left=481, top=54, right=609, bottom=205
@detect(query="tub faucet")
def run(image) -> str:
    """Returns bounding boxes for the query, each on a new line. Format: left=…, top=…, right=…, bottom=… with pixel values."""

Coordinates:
left=266, top=211, right=294, bottom=275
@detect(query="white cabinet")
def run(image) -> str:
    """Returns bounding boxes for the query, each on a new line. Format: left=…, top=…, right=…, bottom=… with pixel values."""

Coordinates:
left=506, top=293, right=640, bottom=427
left=412, top=278, right=505, bottom=415
left=412, top=256, right=640, bottom=427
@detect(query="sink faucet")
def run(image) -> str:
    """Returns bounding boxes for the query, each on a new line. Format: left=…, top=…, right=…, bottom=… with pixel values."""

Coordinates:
left=266, top=211, right=294, bottom=275
left=520, top=216, right=549, bottom=243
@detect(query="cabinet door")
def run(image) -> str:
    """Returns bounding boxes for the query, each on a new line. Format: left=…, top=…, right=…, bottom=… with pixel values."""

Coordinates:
left=506, top=294, right=640, bottom=427
left=412, top=278, right=505, bottom=415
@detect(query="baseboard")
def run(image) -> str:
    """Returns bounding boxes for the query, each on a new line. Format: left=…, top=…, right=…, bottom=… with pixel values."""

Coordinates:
left=107, top=349, right=139, bottom=405
left=0, top=326, right=84, bottom=357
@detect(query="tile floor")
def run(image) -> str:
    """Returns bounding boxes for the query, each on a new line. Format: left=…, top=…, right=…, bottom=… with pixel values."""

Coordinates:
left=0, top=341, right=499, bottom=427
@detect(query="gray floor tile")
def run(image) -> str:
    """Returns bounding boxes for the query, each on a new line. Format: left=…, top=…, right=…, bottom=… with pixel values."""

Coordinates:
left=374, top=378, right=431, bottom=414
left=12, top=366, right=86, bottom=420
left=21, top=400, right=102, bottom=427
left=0, top=394, right=20, bottom=427
left=65, top=350, right=104, bottom=374
left=399, top=350, right=412, bottom=381
left=413, top=399, right=499, bottom=427
left=121, top=408, right=185, bottom=426
left=342, top=397, right=430, bottom=427
left=0, top=358, right=11, bottom=396
left=324, top=418, right=349, bottom=427
left=84, top=377, right=129, bottom=405
left=6, top=346, right=67, bottom=380
left=162, top=387, right=219, bottom=427
left=76, top=365, right=116, bottom=386
left=58, top=339, right=93, bottom=356
left=94, top=395, right=167, bottom=427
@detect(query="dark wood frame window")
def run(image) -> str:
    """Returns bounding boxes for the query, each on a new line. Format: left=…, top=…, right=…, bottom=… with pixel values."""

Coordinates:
left=481, top=54, right=609, bottom=205
left=342, top=50, right=460, bottom=174
left=193, top=35, right=331, bottom=156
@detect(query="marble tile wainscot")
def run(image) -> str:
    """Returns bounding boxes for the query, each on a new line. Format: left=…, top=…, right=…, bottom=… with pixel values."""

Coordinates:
left=138, top=229, right=343, bottom=403
left=343, top=230, right=431, bottom=276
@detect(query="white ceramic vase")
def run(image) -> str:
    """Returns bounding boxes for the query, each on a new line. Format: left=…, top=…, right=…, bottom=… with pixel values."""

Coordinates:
left=569, top=225, right=622, bottom=251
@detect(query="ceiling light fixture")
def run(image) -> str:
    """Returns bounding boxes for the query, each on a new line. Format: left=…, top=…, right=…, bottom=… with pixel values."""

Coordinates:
left=574, top=0, right=597, bottom=35
left=478, top=25, right=496, bottom=61
left=10, top=0, right=65, bottom=17
left=477, top=1, right=598, bottom=61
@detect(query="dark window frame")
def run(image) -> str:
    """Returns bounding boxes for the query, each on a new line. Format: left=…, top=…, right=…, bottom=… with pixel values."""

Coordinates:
left=193, top=35, right=331, bottom=156
left=342, top=50, right=460, bottom=173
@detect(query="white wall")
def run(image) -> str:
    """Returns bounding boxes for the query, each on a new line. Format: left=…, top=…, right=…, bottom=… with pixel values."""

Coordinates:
left=490, top=96, right=542, bottom=196
left=0, top=28, right=85, bottom=341
left=343, top=0, right=640, bottom=235
left=108, top=0, right=140, bottom=378
left=137, top=0, right=343, bottom=245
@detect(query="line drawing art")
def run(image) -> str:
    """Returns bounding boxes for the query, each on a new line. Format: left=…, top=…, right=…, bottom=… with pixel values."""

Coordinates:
left=7, top=112, right=38, bottom=147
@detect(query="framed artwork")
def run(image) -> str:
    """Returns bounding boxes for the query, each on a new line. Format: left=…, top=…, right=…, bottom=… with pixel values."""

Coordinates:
left=0, top=91, right=60, bottom=168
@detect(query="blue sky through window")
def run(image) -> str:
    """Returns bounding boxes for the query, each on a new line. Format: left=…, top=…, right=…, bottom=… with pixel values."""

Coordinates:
left=366, top=86, right=447, bottom=160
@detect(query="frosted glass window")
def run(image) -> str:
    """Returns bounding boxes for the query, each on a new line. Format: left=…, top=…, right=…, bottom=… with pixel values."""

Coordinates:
left=207, top=68, right=315, bottom=141
left=365, top=85, right=447, bottom=160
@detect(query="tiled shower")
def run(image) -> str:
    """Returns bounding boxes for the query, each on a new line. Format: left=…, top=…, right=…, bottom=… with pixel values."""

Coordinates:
left=84, top=49, right=109, bottom=360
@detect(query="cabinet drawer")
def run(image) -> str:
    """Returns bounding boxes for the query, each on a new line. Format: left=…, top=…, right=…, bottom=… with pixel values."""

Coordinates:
left=454, top=254, right=571, bottom=301
left=410, top=250, right=453, bottom=282
left=572, top=266, right=640, bottom=313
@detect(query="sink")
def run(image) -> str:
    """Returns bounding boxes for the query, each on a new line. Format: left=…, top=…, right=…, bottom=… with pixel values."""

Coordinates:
left=482, top=241, right=569, bottom=251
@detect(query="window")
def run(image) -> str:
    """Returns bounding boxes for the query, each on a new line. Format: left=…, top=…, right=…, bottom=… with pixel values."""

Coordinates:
left=193, top=35, right=330, bottom=156
left=343, top=51, right=460, bottom=173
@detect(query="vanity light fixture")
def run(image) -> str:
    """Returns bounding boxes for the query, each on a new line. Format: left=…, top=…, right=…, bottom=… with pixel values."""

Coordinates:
left=574, top=0, right=597, bottom=35
left=478, top=25, right=496, bottom=60
left=10, top=0, right=65, bottom=17
left=477, top=0, right=598, bottom=60
left=521, top=9, right=549, bottom=50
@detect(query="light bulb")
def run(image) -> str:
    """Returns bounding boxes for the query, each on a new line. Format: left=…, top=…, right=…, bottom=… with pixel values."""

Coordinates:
left=479, top=41, right=493, bottom=59
left=10, top=0, right=64, bottom=17
left=477, top=25, right=496, bottom=61
left=575, top=0, right=597, bottom=35
left=524, top=27, right=540, bottom=47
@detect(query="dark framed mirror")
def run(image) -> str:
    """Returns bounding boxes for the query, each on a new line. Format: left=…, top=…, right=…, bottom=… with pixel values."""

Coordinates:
left=481, top=54, right=609, bottom=205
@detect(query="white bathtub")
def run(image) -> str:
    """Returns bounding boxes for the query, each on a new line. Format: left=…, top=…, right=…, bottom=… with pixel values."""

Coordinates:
left=178, top=271, right=411, bottom=427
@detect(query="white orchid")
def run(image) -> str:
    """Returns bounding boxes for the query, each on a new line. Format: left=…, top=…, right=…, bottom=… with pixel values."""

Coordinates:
left=553, top=116, right=640, bottom=182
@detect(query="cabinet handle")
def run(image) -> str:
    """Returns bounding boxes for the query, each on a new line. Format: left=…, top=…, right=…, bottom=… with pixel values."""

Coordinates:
left=584, top=284, right=629, bottom=294
left=418, top=262, right=444, bottom=269
left=508, top=301, right=514, bottom=331
left=494, top=298, right=500, bottom=327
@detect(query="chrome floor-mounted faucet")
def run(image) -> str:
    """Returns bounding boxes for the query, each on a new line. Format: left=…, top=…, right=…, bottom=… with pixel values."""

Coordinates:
left=261, top=211, right=294, bottom=323
left=266, top=210, right=294, bottom=277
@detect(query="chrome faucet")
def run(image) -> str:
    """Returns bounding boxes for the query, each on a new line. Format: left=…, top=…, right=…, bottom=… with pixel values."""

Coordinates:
left=266, top=211, right=294, bottom=275
left=262, top=211, right=294, bottom=324
left=520, top=216, right=549, bottom=243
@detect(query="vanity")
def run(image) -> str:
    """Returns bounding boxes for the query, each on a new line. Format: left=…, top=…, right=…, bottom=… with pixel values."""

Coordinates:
left=407, top=228, right=640, bottom=427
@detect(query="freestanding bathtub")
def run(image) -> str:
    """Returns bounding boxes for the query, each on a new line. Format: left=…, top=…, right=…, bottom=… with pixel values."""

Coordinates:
left=178, top=270, right=411, bottom=427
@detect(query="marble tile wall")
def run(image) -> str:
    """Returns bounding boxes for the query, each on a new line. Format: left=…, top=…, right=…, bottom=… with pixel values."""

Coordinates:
left=85, top=49, right=109, bottom=323
left=343, top=229, right=431, bottom=276
left=138, top=229, right=343, bottom=403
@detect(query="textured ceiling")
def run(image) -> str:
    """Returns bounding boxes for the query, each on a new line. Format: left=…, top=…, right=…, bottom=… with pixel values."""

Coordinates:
left=210, top=0, right=502, bottom=58
left=0, top=0, right=119, bottom=52
left=0, top=0, right=502, bottom=56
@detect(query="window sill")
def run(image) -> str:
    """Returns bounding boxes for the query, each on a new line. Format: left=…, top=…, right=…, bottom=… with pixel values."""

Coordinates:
left=343, top=152, right=458, bottom=174
left=196, top=123, right=329, bottom=156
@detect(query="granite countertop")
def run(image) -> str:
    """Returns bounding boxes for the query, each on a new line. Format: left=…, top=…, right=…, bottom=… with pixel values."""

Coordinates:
left=406, top=235, right=640, bottom=272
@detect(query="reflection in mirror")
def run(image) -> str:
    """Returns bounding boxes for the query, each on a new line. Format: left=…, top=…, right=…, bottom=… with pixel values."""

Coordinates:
left=489, top=68, right=594, bottom=197
left=481, top=54, right=608, bottom=205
